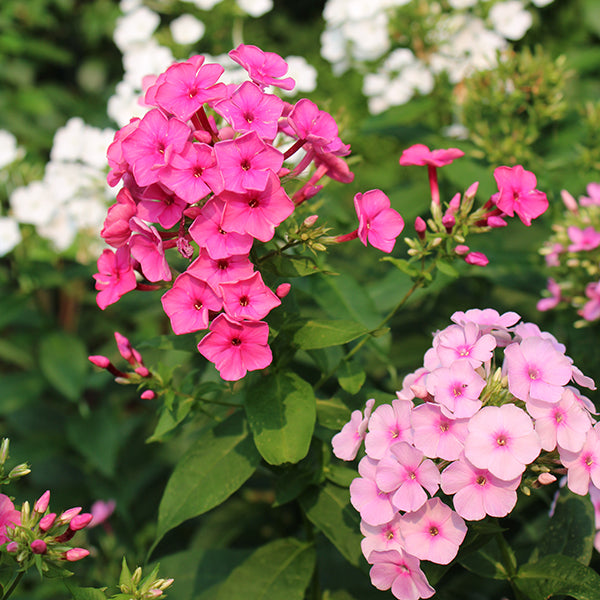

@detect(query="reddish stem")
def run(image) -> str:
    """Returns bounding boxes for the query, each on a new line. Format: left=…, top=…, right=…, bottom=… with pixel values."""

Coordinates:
left=428, top=165, right=440, bottom=206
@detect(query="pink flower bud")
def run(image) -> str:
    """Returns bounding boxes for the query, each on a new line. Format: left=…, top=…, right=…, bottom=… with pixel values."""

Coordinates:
left=276, top=283, right=291, bottom=298
left=30, top=539, right=47, bottom=554
left=70, top=513, right=93, bottom=531
left=57, top=507, right=81, bottom=526
left=454, top=244, right=470, bottom=255
left=487, top=216, right=507, bottom=228
left=88, top=355, right=110, bottom=369
left=34, top=490, right=50, bottom=514
left=6, top=542, right=17, bottom=553
left=465, top=251, right=489, bottom=266
left=303, top=215, right=319, bottom=228
left=141, top=390, right=156, bottom=400
left=447, top=193, right=461, bottom=213
left=135, top=366, right=150, bottom=377
left=414, top=216, right=426, bottom=240
left=64, top=548, right=89, bottom=562
left=39, top=513, right=56, bottom=532
left=537, top=472, right=557, bottom=485
left=147, top=591, right=163, bottom=599
left=560, top=189, right=578, bottom=213
left=465, top=181, right=479, bottom=198
left=114, top=332, right=133, bottom=362
left=442, top=214, right=455, bottom=233
left=88, top=499, right=116, bottom=528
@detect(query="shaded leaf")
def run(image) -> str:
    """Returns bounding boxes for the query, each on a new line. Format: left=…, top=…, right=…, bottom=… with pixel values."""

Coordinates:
left=337, top=361, right=366, bottom=394
left=316, top=397, right=351, bottom=430
left=293, top=320, right=367, bottom=350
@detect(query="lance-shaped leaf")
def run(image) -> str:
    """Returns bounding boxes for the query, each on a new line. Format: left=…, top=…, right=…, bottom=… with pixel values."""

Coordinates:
left=155, top=411, right=260, bottom=548
left=293, top=320, right=368, bottom=350
left=245, top=371, right=315, bottom=465
left=215, top=538, right=315, bottom=600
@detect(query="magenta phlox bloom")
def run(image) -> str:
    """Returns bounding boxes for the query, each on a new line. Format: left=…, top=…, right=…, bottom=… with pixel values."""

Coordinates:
left=537, top=278, right=562, bottom=312
left=214, top=81, right=283, bottom=140
left=121, top=109, right=190, bottom=187
left=360, top=513, right=405, bottom=560
left=219, top=271, right=281, bottom=321
left=440, top=455, right=519, bottom=521
left=229, top=44, right=295, bottom=91
left=580, top=281, right=600, bottom=321
left=287, top=99, right=340, bottom=151
left=399, top=497, right=467, bottom=565
left=527, top=388, right=592, bottom=453
left=160, top=141, right=223, bottom=203
left=464, top=404, right=541, bottom=481
left=560, top=425, right=600, bottom=495
left=189, top=198, right=254, bottom=260
left=107, top=118, right=140, bottom=187
left=354, top=189, right=404, bottom=253
left=567, top=226, right=600, bottom=252
left=161, top=272, right=222, bottom=334
left=365, top=399, right=413, bottom=460
left=214, top=131, right=284, bottom=194
left=0, top=494, right=20, bottom=545
left=128, top=217, right=172, bottom=282
left=150, top=59, right=226, bottom=121
left=332, top=399, right=376, bottom=461
left=349, top=456, right=396, bottom=526
left=580, top=182, right=600, bottom=206
left=137, top=183, right=187, bottom=229
left=491, top=165, right=548, bottom=226
left=399, top=144, right=464, bottom=167
left=101, top=188, right=137, bottom=248
left=503, top=337, right=572, bottom=404
left=186, top=250, right=254, bottom=293
left=411, top=403, right=468, bottom=461
left=426, top=361, right=485, bottom=419
left=450, top=308, right=519, bottom=346
left=197, top=313, right=272, bottom=381
left=434, top=322, right=496, bottom=368
left=94, top=246, right=137, bottom=309
left=368, top=549, right=435, bottom=600
left=376, top=442, right=440, bottom=512
left=220, top=172, right=295, bottom=242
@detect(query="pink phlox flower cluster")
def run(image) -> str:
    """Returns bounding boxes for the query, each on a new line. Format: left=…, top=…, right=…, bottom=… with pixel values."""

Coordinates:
left=537, top=278, right=561, bottom=312
left=567, top=226, right=600, bottom=252
left=334, top=309, right=598, bottom=600
left=580, top=281, right=600, bottom=322
left=96, top=46, right=360, bottom=381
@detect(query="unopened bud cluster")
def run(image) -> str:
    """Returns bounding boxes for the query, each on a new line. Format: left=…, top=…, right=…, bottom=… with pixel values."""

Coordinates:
left=118, top=558, right=174, bottom=600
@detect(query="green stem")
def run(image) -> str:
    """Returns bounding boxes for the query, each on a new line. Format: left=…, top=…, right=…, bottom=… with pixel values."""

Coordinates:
left=495, top=532, right=526, bottom=600
left=2, top=571, right=24, bottom=600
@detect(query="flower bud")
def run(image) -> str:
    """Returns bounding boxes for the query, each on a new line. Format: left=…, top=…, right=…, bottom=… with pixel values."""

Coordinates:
left=132, top=567, right=143, bottom=585
left=465, top=251, right=489, bottom=266
left=303, top=215, right=319, bottom=228
left=9, top=463, right=31, bottom=480
left=146, top=590, right=163, bottom=599
left=0, top=439, right=10, bottom=465
left=442, top=214, right=455, bottom=233
left=560, top=189, right=578, bottom=213
left=537, top=472, right=557, bottom=486
left=487, top=216, right=507, bottom=228
left=56, top=507, right=81, bottom=526
left=64, top=548, right=90, bottom=562
left=414, top=216, right=426, bottom=240
left=276, top=283, right=291, bottom=298
left=6, top=542, right=17, bottom=553
left=39, top=513, right=56, bottom=532
left=30, top=539, right=47, bottom=554
left=140, top=390, right=156, bottom=400
left=34, top=490, right=50, bottom=514
left=454, top=244, right=470, bottom=255
left=447, top=193, right=461, bottom=214
left=464, top=181, right=479, bottom=199
left=431, top=237, right=443, bottom=248
left=70, top=513, right=93, bottom=531
left=88, top=355, right=110, bottom=369
left=135, top=366, right=150, bottom=377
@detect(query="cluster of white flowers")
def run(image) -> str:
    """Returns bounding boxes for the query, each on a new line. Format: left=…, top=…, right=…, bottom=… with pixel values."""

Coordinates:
left=320, top=0, right=555, bottom=114
left=0, top=130, right=23, bottom=257
left=8, top=118, right=116, bottom=260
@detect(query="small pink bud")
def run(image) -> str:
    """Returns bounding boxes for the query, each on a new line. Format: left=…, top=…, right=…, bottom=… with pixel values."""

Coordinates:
left=442, top=214, right=455, bottom=233
left=465, top=251, right=489, bottom=266
left=88, top=499, right=116, bottom=528
left=454, top=244, right=470, bottom=255
left=147, top=591, right=163, bottom=599
left=57, top=507, right=81, bottom=526
left=276, top=283, right=291, bottom=298
left=132, top=348, right=144, bottom=365
left=70, top=513, right=93, bottom=531
left=31, top=539, right=47, bottom=554
left=88, top=355, right=110, bottom=369
left=447, top=193, right=461, bottom=213
left=465, top=181, right=479, bottom=198
left=135, top=366, right=150, bottom=377
left=39, top=513, right=56, bottom=532
left=34, top=490, right=50, bottom=514
left=64, top=548, right=90, bottom=562
left=114, top=332, right=133, bottom=362
left=409, top=384, right=428, bottom=399
left=560, top=189, right=578, bottom=213
left=537, top=473, right=557, bottom=485
left=303, top=215, right=318, bottom=228
left=141, top=390, right=156, bottom=400
left=414, top=217, right=426, bottom=242
left=6, top=542, right=17, bottom=553
left=487, top=216, right=507, bottom=228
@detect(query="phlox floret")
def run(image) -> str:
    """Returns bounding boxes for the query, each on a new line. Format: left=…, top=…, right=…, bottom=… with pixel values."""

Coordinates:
left=219, top=271, right=281, bottom=321
left=434, top=322, right=496, bottom=368
left=94, top=246, right=137, bottom=310
left=360, top=512, right=404, bottom=561
left=332, top=399, right=376, bottom=461
left=411, top=403, right=468, bottom=461
left=560, top=425, right=600, bottom=496
left=354, top=189, right=404, bottom=253
left=365, top=399, right=413, bottom=460
left=350, top=456, right=396, bottom=526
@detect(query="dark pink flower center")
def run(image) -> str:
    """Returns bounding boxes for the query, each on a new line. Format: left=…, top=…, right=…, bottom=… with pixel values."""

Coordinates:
left=429, top=526, right=439, bottom=537
left=217, top=259, right=229, bottom=270
left=439, top=421, right=449, bottom=432
left=248, top=197, right=259, bottom=208
left=194, top=301, right=203, bottom=310
left=496, top=435, right=507, bottom=446
left=241, top=159, right=251, bottom=171
left=239, top=295, right=249, bottom=307
left=231, top=337, right=242, bottom=346
left=528, top=367, right=539, bottom=380
left=476, top=475, right=486, bottom=486
left=193, top=166, right=204, bottom=178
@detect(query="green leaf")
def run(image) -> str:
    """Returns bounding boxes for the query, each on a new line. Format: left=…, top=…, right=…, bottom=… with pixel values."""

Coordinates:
left=147, top=395, right=194, bottom=443
left=67, top=586, right=107, bottom=600
left=155, top=411, right=260, bottom=547
left=459, top=538, right=509, bottom=580
left=316, top=397, right=351, bottom=430
left=536, top=488, right=595, bottom=565
left=435, top=260, right=459, bottom=278
left=245, top=371, right=316, bottom=465
left=215, top=538, right=315, bottom=600
left=515, top=554, right=600, bottom=600
left=337, top=361, right=366, bottom=394
left=380, top=257, right=421, bottom=278
left=300, top=482, right=363, bottom=567
left=264, top=254, right=322, bottom=277
left=39, top=331, right=88, bottom=401
left=293, top=320, right=368, bottom=350
left=582, top=0, right=600, bottom=37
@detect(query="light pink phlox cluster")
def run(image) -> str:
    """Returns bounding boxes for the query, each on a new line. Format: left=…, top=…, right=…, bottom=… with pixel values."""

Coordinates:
left=96, top=46, right=358, bottom=381
left=334, top=309, right=598, bottom=600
